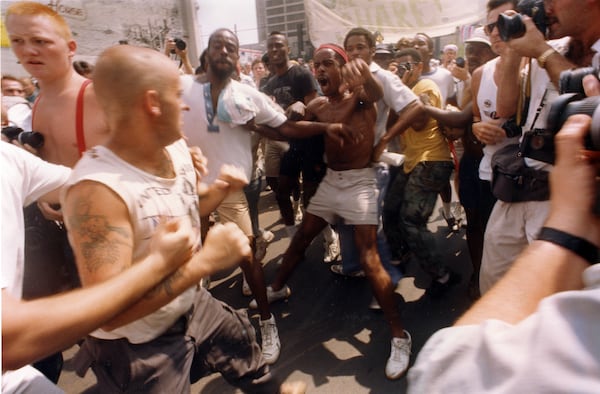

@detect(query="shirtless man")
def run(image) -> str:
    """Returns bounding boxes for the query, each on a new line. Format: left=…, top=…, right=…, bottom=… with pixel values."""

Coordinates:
left=5, top=1, right=108, bottom=168
left=255, top=44, right=412, bottom=380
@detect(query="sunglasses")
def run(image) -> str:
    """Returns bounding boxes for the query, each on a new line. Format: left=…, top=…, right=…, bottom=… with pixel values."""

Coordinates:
left=484, top=21, right=498, bottom=35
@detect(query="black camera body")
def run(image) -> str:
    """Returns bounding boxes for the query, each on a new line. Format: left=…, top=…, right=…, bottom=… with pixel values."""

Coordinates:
left=501, top=117, right=523, bottom=138
left=170, top=38, right=187, bottom=54
left=521, top=66, right=600, bottom=165
left=497, top=0, right=546, bottom=42
left=1, top=126, right=45, bottom=148
left=455, top=57, right=466, bottom=68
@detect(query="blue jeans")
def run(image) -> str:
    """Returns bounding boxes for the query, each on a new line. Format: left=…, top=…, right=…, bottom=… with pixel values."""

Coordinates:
left=338, top=164, right=402, bottom=285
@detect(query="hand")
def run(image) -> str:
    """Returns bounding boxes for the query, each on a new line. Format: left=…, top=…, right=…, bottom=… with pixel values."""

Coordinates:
left=472, top=120, right=507, bottom=145
left=439, top=124, right=463, bottom=141
left=37, top=201, right=63, bottom=222
left=196, top=222, right=252, bottom=272
left=545, top=115, right=600, bottom=245
left=449, top=62, right=470, bottom=81
left=505, top=14, right=548, bottom=58
left=285, top=101, right=307, bottom=121
left=325, top=123, right=363, bottom=146
left=148, top=217, right=196, bottom=274
left=340, top=58, right=371, bottom=92
left=214, top=164, right=249, bottom=192
left=583, top=75, right=600, bottom=96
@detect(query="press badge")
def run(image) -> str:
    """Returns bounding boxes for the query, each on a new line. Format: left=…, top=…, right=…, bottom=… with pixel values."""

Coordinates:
left=203, top=83, right=220, bottom=132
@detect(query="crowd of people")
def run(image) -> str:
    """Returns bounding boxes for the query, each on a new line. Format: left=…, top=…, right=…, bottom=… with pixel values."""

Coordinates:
left=2, top=0, right=599, bottom=392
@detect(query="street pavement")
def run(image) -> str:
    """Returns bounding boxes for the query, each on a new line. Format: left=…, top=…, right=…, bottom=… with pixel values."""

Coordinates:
left=58, top=188, right=475, bottom=393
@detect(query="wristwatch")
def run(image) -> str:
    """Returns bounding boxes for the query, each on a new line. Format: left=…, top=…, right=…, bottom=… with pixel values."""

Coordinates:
left=537, top=48, right=558, bottom=69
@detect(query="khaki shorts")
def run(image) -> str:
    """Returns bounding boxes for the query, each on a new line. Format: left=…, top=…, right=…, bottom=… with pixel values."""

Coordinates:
left=263, top=139, right=289, bottom=178
left=216, top=189, right=253, bottom=236
left=307, top=167, right=379, bottom=225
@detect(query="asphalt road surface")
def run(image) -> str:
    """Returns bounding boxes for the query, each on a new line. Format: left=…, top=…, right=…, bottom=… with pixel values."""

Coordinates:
left=58, top=188, right=475, bottom=393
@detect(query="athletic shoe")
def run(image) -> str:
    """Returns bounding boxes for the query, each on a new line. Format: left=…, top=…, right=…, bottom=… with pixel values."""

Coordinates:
left=368, top=296, right=381, bottom=310
left=427, top=271, right=462, bottom=298
left=293, top=199, right=303, bottom=223
left=260, top=229, right=275, bottom=243
left=249, top=285, right=291, bottom=309
left=385, top=331, right=412, bottom=380
left=330, top=263, right=365, bottom=278
left=323, top=236, right=340, bottom=263
left=242, top=274, right=252, bottom=296
left=200, top=276, right=211, bottom=289
left=442, top=211, right=460, bottom=233
left=259, top=314, right=280, bottom=364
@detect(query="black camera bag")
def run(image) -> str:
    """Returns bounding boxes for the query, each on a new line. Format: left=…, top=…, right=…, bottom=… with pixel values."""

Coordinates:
left=491, top=143, right=549, bottom=202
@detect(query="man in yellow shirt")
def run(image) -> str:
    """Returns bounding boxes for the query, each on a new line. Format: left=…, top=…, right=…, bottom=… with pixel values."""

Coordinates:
left=380, top=48, right=459, bottom=298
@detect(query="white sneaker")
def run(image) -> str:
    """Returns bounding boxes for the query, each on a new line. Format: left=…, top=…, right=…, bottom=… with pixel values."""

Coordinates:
left=259, top=314, right=281, bottom=364
left=323, top=236, right=340, bottom=263
left=385, top=331, right=412, bottom=380
left=293, top=199, right=303, bottom=223
left=260, top=229, right=275, bottom=243
left=242, top=274, right=252, bottom=296
left=249, top=285, right=291, bottom=309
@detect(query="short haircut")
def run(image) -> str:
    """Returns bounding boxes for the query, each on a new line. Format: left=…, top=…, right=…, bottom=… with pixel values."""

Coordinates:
left=6, top=1, right=73, bottom=42
left=414, top=32, right=434, bottom=50
left=487, top=0, right=518, bottom=13
left=343, top=27, right=376, bottom=49
left=395, top=48, right=422, bottom=63
left=207, top=28, right=239, bottom=50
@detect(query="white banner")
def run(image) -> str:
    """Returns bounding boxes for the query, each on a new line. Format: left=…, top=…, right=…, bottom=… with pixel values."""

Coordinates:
left=304, top=0, right=488, bottom=47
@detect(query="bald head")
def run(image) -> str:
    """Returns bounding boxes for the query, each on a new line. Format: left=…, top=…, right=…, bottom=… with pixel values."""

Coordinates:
left=93, top=45, right=179, bottom=120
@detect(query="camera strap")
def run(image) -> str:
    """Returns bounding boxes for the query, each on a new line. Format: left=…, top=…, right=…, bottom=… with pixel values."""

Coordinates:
left=203, top=83, right=220, bottom=133
left=528, top=88, right=548, bottom=132
left=517, top=58, right=533, bottom=127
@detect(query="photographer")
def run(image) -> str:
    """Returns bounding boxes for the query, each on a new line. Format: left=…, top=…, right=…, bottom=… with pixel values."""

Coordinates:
left=164, top=37, right=194, bottom=75
left=480, top=0, right=600, bottom=293
left=408, top=77, right=600, bottom=390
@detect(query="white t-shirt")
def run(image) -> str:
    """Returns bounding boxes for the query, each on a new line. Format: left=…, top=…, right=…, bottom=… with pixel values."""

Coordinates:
left=181, top=76, right=287, bottom=184
left=64, top=139, right=199, bottom=343
left=420, top=66, right=456, bottom=107
left=408, top=264, right=600, bottom=393
left=370, top=62, right=418, bottom=147
left=0, top=142, right=70, bottom=299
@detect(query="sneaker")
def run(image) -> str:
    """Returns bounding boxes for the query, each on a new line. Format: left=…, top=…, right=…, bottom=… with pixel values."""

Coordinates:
left=385, top=331, right=412, bottom=380
left=426, top=271, right=462, bottom=299
left=293, top=199, right=303, bottom=223
left=259, top=314, right=281, bottom=364
left=368, top=296, right=381, bottom=310
left=255, top=236, right=269, bottom=263
left=200, top=276, right=211, bottom=289
left=242, top=274, right=252, bottom=296
left=260, top=229, right=275, bottom=243
left=280, top=381, right=307, bottom=394
left=249, top=285, right=291, bottom=309
left=323, top=237, right=341, bottom=263
left=330, top=263, right=365, bottom=278
left=442, top=211, right=460, bottom=233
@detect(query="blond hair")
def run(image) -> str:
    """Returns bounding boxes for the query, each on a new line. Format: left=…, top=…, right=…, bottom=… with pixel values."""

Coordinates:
left=6, top=1, right=73, bottom=42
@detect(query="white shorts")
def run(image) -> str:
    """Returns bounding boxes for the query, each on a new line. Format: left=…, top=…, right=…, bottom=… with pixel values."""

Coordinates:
left=307, top=167, right=379, bottom=225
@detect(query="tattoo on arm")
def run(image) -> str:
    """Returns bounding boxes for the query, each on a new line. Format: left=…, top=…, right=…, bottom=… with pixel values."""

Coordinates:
left=145, top=269, right=184, bottom=298
left=67, top=193, right=132, bottom=273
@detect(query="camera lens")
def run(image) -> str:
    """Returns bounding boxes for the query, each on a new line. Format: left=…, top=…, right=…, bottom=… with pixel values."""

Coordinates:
left=547, top=94, right=600, bottom=150
left=1, top=126, right=23, bottom=141
left=455, top=57, right=465, bottom=68
left=18, top=131, right=45, bottom=149
left=497, top=13, right=526, bottom=42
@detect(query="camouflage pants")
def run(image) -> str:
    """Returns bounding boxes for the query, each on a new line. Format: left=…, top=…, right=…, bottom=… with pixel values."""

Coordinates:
left=383, top=161, right=454, bottom=278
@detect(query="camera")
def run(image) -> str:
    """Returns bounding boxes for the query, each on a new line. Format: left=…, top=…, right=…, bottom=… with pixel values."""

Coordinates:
left=501, top=117, right=523, bottom=138
left=170, top=38, right=187, bottom=54
left=497, top=0, right=547, bottom=42
left=521, top=68, right=600, bottom=164
left=455, top=57, right=465, bottom=68
left=1, top=126, right=45, bottom=148
left=397, top=62, right=413, bottom=78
